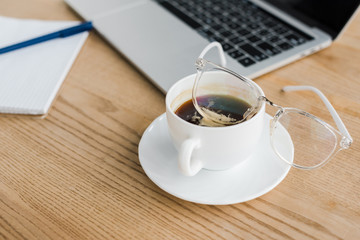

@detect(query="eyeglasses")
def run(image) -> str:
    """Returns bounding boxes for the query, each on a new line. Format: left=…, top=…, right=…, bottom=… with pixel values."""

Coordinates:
left=192, top=42, right=353, bottom=170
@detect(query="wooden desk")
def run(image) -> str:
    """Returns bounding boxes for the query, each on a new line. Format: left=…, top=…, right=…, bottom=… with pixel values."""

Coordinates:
left=0, top=1, right=359, bottom=239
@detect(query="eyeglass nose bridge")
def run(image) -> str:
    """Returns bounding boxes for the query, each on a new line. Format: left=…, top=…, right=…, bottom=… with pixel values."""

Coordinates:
left=340, top=136, right=352, bottom=149
left=260, top=96, right=282, bottom=108
left=258, top=96, right=285, bottom=131
left=195, top=58, right=206, bottom=71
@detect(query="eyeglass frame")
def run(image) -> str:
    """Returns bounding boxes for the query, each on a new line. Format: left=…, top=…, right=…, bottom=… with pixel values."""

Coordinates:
left=192, top=42, right=353, bottom=170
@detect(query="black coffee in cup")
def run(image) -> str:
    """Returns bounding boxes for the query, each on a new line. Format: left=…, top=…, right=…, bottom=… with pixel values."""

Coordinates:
left=175, top=94, right=251, bottom=126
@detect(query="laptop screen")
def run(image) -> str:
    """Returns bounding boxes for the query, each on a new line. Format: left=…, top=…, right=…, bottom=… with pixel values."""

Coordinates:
left=263, top=0, right=360, bottom=39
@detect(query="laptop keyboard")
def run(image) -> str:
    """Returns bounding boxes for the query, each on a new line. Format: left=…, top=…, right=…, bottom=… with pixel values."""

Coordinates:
left=156, top=0, right=314, bottom=67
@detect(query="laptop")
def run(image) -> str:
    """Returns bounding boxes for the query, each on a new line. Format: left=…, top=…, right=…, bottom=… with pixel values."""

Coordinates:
left=65, top=0, right=360, bottom=93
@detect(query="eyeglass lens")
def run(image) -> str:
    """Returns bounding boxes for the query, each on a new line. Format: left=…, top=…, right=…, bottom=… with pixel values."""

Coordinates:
left=271, top=110, right=338, bottom=169
left=192, top=65, right=261, bottom=126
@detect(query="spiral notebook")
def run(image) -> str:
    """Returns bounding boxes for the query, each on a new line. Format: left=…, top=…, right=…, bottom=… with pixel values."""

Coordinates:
left=0, top=16, right=88, bottom=116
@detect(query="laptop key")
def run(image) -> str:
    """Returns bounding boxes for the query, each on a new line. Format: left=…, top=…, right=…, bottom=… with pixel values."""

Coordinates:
left=236, top=16, right=250, bottom=24
left=222, top=43, right=233, bottom=52
left=204, top=18, right=215, bottom=25
left=239, top=44, right=268, bottom=61
left=228, top=50, right=245, bottom=59
left=228, top=22, right=240, bottom=29
left=229, top=11, right=240, bottom=17
left=257, top=42, right=281, bottom=56
left=278, top=42, right=293, bottom=50
left=212, top=24, right=223, bottom=31
left=217, top=15, right=231, bottom=23
left=253, top=14, right=266, bottom=21
left=263, top=20, right=277, bottom=28
left=229, top=37, right=245, bottom=45
left=204, top=29, right=215, bottom=37
left=237, top=28, right=251, bottom=36
left=238, top=57, right=256, bottom=67
left=274, top=26, right=290, bottom=35
left=220, top=30, right=233, bottom=38
left=212, top=35, right=227, bottom=45
left=247, top=23, right=260, bottom=30
left=247, top=34, right=261, bottom=43
left=258, top=29, right=270, bottom=36
left=194, top=12, right=207, bottom=20
left=268, top=35, right=281, bottom=43
left=284, top=34, right=306, bottom=46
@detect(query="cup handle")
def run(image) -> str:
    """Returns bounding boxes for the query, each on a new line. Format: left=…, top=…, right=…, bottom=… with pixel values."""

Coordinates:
left=178, top=139, right=203, bottom=176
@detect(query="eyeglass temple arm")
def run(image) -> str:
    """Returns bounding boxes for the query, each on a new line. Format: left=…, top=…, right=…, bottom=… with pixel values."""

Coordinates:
left=283, top=85, right=352, bottom=142
left=198, top=42, right=227, bottom=67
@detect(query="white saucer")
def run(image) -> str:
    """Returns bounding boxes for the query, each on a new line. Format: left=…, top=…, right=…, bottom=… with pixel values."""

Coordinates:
left=139, top=113, right=292, bottom=205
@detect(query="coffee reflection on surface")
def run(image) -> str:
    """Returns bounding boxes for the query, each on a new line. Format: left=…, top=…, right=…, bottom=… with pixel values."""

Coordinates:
left=175, top=94, right=251, bottom=127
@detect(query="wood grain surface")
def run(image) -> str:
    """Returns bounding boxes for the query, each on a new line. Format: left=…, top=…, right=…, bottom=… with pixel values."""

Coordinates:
left=0, top=0, right=359, bottom=239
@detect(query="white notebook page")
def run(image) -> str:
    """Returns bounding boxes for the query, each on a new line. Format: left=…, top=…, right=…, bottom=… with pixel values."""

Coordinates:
left=0, top=16, right=88, bottom=115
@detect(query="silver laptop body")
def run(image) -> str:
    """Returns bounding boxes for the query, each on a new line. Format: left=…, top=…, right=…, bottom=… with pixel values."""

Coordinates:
left=65, top=0, right=359, bottom=93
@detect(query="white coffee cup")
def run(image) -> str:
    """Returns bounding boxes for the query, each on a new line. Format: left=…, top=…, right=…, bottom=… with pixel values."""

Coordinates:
left=166, top=72, right=266, bottom=176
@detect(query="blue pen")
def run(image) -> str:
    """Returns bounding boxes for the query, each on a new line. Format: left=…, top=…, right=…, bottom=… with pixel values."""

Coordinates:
left=0, top=21, right=93, bottom=54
